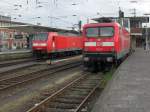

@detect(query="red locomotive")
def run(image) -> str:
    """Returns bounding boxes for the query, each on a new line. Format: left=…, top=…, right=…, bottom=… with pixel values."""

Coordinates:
left=32, top=32, right=83, bottom=58
left=83, top=22, right=130, bottom=72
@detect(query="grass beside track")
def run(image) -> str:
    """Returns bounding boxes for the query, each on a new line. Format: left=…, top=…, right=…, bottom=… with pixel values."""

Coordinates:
left=99, top=68, right=116, bottom=89
left=104, top=69, right=115, bottom=82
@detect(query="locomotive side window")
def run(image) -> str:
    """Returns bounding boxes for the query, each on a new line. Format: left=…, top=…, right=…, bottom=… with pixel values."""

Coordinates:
left=33, top=33, right=48, bottom=41
left=86, top=27, right=114, bottom=38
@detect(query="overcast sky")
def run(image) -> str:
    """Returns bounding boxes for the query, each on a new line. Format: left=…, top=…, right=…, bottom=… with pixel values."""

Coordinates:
left=0, top=0, right=150, bottom=29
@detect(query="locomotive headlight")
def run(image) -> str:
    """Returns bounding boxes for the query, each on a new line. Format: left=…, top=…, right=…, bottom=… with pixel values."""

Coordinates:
left=84, top=57, right=89, bottom=61
left=107, top=57, right=113, bottom=62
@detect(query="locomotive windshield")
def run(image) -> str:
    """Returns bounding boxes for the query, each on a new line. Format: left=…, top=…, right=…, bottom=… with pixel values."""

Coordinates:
left=33, top=33, right=48, bottom=41
left=86, top=27, right=114, bottom=38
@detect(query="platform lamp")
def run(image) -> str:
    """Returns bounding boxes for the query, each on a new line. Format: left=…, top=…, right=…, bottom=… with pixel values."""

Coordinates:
left=143, top=13, right=150, bottom=50
left=143, top=25, right=149, bottom=50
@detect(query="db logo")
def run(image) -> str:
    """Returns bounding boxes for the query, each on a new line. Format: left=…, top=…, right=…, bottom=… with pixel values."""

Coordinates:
left=97, top=42, right=102, bottom=46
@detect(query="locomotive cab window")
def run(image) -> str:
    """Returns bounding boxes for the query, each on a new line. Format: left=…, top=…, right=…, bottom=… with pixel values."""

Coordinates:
left=33, top=33, right=48, bottom=41
left=86, top=27, right=114, bottom=38
left=86, top=28, right=99, bottom=37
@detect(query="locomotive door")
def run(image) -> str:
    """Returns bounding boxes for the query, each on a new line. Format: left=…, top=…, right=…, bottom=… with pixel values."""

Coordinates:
left=119, top=27, right=124, bottom=51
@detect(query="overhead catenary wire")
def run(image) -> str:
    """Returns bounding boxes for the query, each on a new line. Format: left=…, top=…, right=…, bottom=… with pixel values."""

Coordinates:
left=1, top=0, right=148, bottom=29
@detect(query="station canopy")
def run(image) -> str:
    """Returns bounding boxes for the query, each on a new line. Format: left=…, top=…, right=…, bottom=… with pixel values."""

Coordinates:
left=0, top=24, right=78, bottom=34
left=93, top=16, right=149, bottom=23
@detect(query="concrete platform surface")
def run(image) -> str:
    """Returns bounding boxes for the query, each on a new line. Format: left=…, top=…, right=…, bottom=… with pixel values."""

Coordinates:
left=0, top=49, right=32, bottom=61
left=92, top=49, right=150, bottom=112
left=0, top=62, right=36, bottom=74
left=0, top=49, right=31, bottom=55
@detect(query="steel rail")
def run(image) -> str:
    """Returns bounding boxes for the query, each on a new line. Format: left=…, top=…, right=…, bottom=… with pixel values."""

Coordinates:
left=26, top=74, right=102, bottom=112
left=75, top=84, right=100, bottom=112
left=0, top=61, right=81, bottom=91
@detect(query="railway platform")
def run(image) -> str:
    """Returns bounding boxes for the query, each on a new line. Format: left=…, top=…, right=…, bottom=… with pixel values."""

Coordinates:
left=92, top=48, right=150, bottom=112
left=0, top=49, right=32, bottom=61
left=0, top=49, right=31, bottom=54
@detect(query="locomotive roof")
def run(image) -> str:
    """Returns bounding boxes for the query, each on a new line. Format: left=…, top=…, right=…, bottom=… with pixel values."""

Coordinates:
left=83, top=22, right=120, bottom=28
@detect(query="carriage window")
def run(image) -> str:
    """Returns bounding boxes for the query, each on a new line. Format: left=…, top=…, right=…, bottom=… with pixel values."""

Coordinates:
left=86, top=27, right=114, bottom=38
left=33, top=33, right=48, bottom=41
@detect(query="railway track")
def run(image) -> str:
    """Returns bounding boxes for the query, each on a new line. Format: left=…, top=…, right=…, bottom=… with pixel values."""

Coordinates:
left=27, top=74, right=103, bottom=112
left=0, top=61, right=81, bottom=91
left=0, top=58, right=36, bottom=68
left=0, top=64, right=50, bottom=80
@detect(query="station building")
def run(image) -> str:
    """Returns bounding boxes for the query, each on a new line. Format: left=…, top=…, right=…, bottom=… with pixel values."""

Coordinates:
left=0, top=15, right=78, bottom=51
left=129, top=17, right=149, bottom=48
left=0, top=15, right=30, bottom=51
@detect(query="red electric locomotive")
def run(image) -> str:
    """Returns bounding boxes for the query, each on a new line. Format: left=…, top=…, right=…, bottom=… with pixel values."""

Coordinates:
left=32, top=32, right=83, bottom=58
left=83, top=22, right=130, bottom=72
